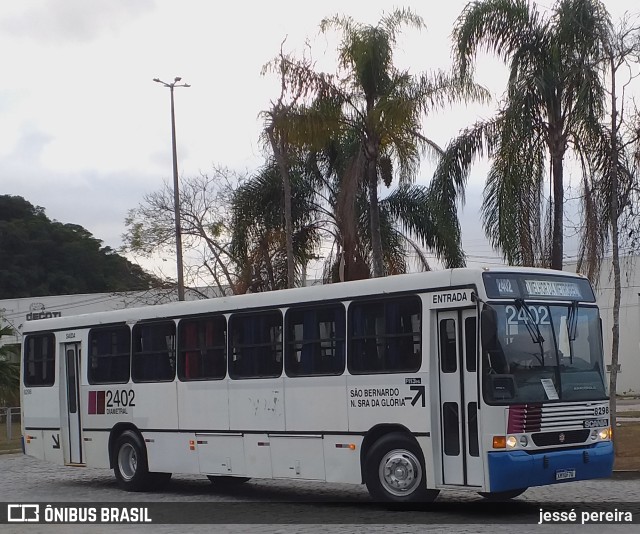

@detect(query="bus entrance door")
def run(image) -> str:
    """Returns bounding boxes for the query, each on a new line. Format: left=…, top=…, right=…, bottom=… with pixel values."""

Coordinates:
left=437, top=310, right=482, bottom=487
left=63, top=343, right=83, bottom=464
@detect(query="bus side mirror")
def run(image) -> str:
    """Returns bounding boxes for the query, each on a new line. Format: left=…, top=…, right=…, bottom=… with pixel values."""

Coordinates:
left=481, top=307, right=498, bottom=350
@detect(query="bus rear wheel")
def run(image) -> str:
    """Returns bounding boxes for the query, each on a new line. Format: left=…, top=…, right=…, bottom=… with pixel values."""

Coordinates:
left=113, top=430, right=154, bottom=492
left=364, top=432, right=438, bottom=503
left=478, top=488, right=528, bottom=500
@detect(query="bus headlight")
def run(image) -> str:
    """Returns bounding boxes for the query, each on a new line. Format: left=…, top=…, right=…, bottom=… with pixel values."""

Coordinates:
left=506, top=436, right=517, bottom=448
left=519, top=435, right=528, bottom=447
left=598, top=427, right=611, bottom=441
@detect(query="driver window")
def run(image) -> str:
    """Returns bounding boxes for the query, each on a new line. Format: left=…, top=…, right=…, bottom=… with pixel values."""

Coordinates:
left=505, top=331, right=540, bottom=369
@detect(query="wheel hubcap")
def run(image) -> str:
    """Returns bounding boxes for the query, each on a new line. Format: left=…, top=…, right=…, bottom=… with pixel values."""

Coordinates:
left=379, top=449, right=422, bottom=497
left=118, top=443, right=138, bottom=481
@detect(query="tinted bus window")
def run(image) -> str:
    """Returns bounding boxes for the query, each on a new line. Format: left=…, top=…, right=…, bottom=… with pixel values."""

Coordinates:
left=229, top=312, right=282, bottom=379
left=132, top=321, right=176, bottom=382
left=89, top=326, right=131, bottom=384
left=285, top=305, right=345, bottom=377
left=24, top=333, right=55, bottom=386
left=465, top=317, right=477, bottom=372
left=440, top=319, right=457, bottom=373
left=349, top=297, right=421, bottom=374
left=178, top=316, right=227, bottom=380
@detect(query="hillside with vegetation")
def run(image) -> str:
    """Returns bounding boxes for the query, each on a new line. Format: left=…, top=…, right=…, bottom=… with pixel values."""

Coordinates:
left=0, top=195, right=157, bottom=298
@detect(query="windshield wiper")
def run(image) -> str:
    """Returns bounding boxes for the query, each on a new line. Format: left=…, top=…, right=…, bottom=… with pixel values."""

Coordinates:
left=567, top=301, right=579, bottom=340
left=566, top=300, right=579, bottom=364
left=515, top=298, right=546, bottom=366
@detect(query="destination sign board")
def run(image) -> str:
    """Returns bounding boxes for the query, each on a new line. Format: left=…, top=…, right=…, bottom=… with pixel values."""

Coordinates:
left=483, top=272, right=595, bottom=302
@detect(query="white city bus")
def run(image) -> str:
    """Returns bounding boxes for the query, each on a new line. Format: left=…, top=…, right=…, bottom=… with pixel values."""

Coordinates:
left=21, top=267, right=613, bottom=502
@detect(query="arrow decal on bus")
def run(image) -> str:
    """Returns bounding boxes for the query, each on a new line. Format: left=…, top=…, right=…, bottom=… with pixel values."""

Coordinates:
left=52, top=434, right=60, bottom=449
left=410, top=386, right=425, bottom=407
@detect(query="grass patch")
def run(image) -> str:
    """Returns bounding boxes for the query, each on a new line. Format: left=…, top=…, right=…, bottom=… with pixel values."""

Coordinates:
left=0, top=421, right=21, bottom=452
left=618, top=410, right=640, bottom=418
left=0, top=439, right=20, bottom=452
left=614, top=422, right=640, bottom=471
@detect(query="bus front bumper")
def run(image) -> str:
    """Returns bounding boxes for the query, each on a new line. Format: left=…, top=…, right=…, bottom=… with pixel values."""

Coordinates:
left=487, top=442, right=614, bottom=492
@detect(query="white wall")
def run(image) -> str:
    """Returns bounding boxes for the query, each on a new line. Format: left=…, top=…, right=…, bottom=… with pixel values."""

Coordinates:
left=591, top=257, right=640, bottom=395
left=0, top=288, right=195, bottom=348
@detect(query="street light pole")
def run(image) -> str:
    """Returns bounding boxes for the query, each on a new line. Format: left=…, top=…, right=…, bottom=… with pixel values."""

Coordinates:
left=153, top=76, right=190, bottom=301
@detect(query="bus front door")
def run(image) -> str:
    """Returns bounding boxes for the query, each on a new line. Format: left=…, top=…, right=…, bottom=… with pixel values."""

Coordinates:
left=63, top=343, right=83, bottom=464
left=437, top=310, right=482, bottom=487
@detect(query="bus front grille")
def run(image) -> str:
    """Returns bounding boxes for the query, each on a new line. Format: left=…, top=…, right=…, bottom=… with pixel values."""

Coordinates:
left=530, top=429, right=590, bottom=446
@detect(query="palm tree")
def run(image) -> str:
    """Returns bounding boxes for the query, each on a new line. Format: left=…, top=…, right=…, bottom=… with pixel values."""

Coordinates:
left=266, top=10, right=485, bottom=280
left=0, top=324, right=19, bottom=407
left=308, top=131, right=466, bottom=279
left=323, top=182, right=466, bottom=280
left=319, top=8, right=486, bottom=277
left=261, top=48, right=314, bottom=289
left=230, top=160, right=322, bottom=292
left=434, top=0, right=611, bottom=268
left=231, top=144, right=466, bottom=288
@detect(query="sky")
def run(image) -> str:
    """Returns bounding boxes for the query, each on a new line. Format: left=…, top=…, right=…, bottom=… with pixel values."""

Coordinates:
left=0, top=0, right=637, bottom=280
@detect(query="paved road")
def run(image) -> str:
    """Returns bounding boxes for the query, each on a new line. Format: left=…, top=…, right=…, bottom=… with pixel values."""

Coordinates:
left=1, top=453, right=639, bottom=533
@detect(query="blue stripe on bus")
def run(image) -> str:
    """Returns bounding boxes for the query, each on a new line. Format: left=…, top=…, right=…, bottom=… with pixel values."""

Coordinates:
left=487, top=442, right=614, bottom=492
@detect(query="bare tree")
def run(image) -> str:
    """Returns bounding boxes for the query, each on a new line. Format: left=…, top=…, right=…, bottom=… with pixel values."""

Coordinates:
left=578, top=15, right=640, bottom=439
left=123, top=166, right=246, bottom=296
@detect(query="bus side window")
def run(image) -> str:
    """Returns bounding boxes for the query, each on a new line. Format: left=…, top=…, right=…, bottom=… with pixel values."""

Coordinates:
left=285, top=305, right=345, bottom=377
left=349, top=303, right=383, bottom=372
left=178, top=315, right=226, bottom=381
left=132, top=321, right=176, bottom=382
left=465, top=317, right=477, bottom=372
left=386, top=299, right=421, bottom=371
left=88, top=325, right=131, bottom=384
left=440, top=319, right=457, bottom=373
left=348, top=296, right=421, bottom=374
left=24, top=333, right=56, bottom=387
left=229, top=311, right=282, bottom=379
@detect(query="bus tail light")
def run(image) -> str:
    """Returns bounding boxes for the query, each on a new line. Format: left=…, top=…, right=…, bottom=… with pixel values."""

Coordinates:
left=493, top=436, right=506, bottom=449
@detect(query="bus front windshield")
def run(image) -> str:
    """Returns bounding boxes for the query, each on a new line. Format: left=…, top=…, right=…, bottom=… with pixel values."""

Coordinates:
left=482, top=303, right=607, bottom=404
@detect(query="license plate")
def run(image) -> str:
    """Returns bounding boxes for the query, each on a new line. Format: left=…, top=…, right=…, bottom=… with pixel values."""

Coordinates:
left=556, top=469, right=576, bottom=481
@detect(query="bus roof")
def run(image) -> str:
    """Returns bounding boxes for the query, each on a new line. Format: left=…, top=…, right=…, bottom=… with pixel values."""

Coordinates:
left=21, top=266, right=588, bottom=333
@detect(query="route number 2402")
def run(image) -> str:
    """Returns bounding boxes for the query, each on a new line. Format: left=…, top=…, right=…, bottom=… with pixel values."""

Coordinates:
left=505, top=305, right=550, bottom=325
left=105, top=389, right=136, bottom=408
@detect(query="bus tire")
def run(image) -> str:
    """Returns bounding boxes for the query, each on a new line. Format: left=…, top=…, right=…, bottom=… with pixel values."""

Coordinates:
left=364, top=432, right=437, bottom=503
left=478, top=488, right=528, bottom=500
left=113, top=430, right=153, bottom=492
left=207, top=475, right=251, bottom=486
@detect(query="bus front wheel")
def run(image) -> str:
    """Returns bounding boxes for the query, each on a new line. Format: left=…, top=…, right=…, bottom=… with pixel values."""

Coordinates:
left=113, top=430, right=153, bottom=492
left=364, top=432, right=438, bottom=503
